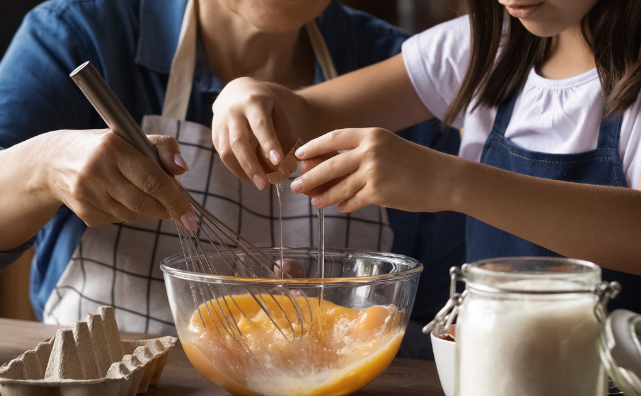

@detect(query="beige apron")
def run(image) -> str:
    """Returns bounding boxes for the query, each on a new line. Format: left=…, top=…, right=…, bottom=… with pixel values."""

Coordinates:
left=43, top=0, right=393, bottom=334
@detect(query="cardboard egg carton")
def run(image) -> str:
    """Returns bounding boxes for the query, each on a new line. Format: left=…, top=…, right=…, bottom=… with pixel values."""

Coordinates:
left=0, top=306, right=177, bottom=396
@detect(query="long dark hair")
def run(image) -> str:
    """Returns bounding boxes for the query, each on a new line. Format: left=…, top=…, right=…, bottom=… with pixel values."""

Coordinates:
left=444, top=0, right=641, bottom=125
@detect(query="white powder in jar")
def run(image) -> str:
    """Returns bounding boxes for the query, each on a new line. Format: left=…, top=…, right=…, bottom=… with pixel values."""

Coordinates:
left=456, top=279, right=606, bottom=396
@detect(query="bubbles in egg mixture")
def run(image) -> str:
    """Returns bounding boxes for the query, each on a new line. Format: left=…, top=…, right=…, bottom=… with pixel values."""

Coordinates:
left=182, top=295, right=404, bottom=396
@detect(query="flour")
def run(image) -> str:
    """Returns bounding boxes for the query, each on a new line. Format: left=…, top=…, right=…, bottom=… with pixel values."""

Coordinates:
left=457, top=279, right=606, bottom=396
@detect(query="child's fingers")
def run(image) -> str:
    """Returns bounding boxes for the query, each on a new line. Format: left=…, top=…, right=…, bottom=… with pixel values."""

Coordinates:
left=246, top=104, right=283, bottom=165
left=295, top=128, right=365, bottom=159
left=336, top=185, right=369, bottom=213
left=299, top=151, right=344, bottom=196
left=257, top=133, right=302, bottom=174
left=229, top=120, right=268, bottom=190
left=216, top=127, right=253, bottom=184
left=300, top=152, right=340, bottom=175
left=309, top=171, right=365, bottom=210
left=290, top=151, right=358, bottom=195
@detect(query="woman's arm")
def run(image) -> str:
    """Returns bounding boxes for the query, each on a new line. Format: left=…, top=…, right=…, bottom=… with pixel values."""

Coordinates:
left=292, top=128, right=641, bottom=275
left=211, top=54, right=432, bottom=188
left=0, top=129, right=197, bottom=251
left=0, top=136, right=60, bottom=250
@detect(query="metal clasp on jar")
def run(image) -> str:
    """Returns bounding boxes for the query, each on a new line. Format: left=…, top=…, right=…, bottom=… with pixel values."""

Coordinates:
left=593, top=280, right=622, bottom=324
left=422, top=266, right=467, bottom=337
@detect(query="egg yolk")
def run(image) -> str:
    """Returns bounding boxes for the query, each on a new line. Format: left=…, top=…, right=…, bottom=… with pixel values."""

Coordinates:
left=181, top=293, right=404, bottom=396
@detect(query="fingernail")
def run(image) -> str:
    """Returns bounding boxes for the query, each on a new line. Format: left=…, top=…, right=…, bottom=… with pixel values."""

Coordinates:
left=180, top=211, right=199, bottom=232
left=174, top=153, right=189, bottom=171
left=253, top=174, right=267, bottom=190
left=269, top=149, right=282, bottom=165
left=290, top=179, right=303, bottom=193
left=311, top=196, right=322, bottom=207
left=295, top=146, right=305, bottom=158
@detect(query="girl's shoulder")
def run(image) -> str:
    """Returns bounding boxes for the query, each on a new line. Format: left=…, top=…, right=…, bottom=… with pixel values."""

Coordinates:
left=427, top=15, right=471, bottom=38
left=402, top=15, right=472, bottom=83
left=408, top=15, right=471, bottom=54
left=401, top=16, right=472, bottom=127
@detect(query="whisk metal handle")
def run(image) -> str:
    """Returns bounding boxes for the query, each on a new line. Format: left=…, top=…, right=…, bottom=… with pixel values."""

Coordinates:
left=70, top=61, right=166, bottom=172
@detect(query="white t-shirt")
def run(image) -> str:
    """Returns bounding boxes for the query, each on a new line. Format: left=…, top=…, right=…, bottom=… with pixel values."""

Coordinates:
left=402, top=15, right=641, bottom=189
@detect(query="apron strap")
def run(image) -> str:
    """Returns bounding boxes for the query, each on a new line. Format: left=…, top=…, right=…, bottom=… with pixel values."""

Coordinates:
left=305, top=21, right=338, bottom=81
left=161, top=0, right=196, bottom=121
left=490, top=88, right=519, bottom=137
left=596, top=112, right=623, bottom=150
left=161, top=2, right=338, bottom=121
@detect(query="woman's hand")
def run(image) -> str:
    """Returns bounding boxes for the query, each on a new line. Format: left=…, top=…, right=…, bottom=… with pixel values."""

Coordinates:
left=0, top=129, right=199, bottom=250
left=43, top=129, right=197, bottom=229
left=212, top=77, right=299, bottom=190
left=290, top=128, right=461, bottom=213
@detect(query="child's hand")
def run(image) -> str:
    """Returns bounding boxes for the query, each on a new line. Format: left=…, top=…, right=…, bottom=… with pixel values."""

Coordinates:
left=212, top=77, right=293, bottom=190
left=290, top=128, right=460, bottom=213
left=299, top=151, right=345, bottom=196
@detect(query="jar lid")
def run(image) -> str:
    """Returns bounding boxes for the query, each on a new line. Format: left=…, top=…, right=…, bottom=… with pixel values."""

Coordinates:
left=600, top=309, right=641, bottom=395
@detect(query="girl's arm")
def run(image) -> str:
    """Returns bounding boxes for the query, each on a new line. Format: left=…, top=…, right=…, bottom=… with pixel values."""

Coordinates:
left=292, top=128, right=641, bottom=275
left=211, top=54, right=432, bottom=188
left=0, top=130, right=196, bottom=251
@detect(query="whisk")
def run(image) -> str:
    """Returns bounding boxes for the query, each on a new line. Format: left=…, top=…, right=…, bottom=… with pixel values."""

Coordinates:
left=70, top=61, right=313, bottom=356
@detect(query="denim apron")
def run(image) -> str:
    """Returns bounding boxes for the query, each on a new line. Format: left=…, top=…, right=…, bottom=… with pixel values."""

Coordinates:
left=466, top=88, right=641, bottom=313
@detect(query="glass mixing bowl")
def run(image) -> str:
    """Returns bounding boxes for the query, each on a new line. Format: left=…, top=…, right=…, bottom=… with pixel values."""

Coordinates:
left=161, top=247, right=422, bottom=396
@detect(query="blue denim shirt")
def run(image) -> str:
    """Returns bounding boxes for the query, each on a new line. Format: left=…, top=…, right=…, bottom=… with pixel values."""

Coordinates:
left=0, top=0, right=464, bottom=330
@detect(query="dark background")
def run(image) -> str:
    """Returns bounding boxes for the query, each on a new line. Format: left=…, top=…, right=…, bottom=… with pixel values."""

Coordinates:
left=1, top=0, right=46, bottom=57
left=0, top=0, right=462, bottom=59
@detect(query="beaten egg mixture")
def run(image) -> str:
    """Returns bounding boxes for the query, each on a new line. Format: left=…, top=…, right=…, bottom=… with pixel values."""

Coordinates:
left=182, top=293, right=404, bottom=396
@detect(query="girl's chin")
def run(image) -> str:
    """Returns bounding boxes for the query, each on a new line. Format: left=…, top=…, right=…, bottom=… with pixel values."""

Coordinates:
left=517, top=20, right=566, bottom=39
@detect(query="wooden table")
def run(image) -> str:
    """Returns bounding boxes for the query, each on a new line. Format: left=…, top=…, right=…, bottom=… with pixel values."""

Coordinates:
left=0, top=318, right=445, bottom=395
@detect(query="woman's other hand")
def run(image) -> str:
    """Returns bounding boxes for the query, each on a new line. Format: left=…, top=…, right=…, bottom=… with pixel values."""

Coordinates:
left=290, top=128, right=461, bottom=214
left=44, top=129, right=197, bottom=229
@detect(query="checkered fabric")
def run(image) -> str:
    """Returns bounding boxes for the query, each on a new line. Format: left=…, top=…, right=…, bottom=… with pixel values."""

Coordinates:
left=43, top=116, right=393, bottom=334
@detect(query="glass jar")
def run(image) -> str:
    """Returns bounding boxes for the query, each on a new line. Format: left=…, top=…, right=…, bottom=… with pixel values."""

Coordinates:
left=428, top=257, right=622, bottom=396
